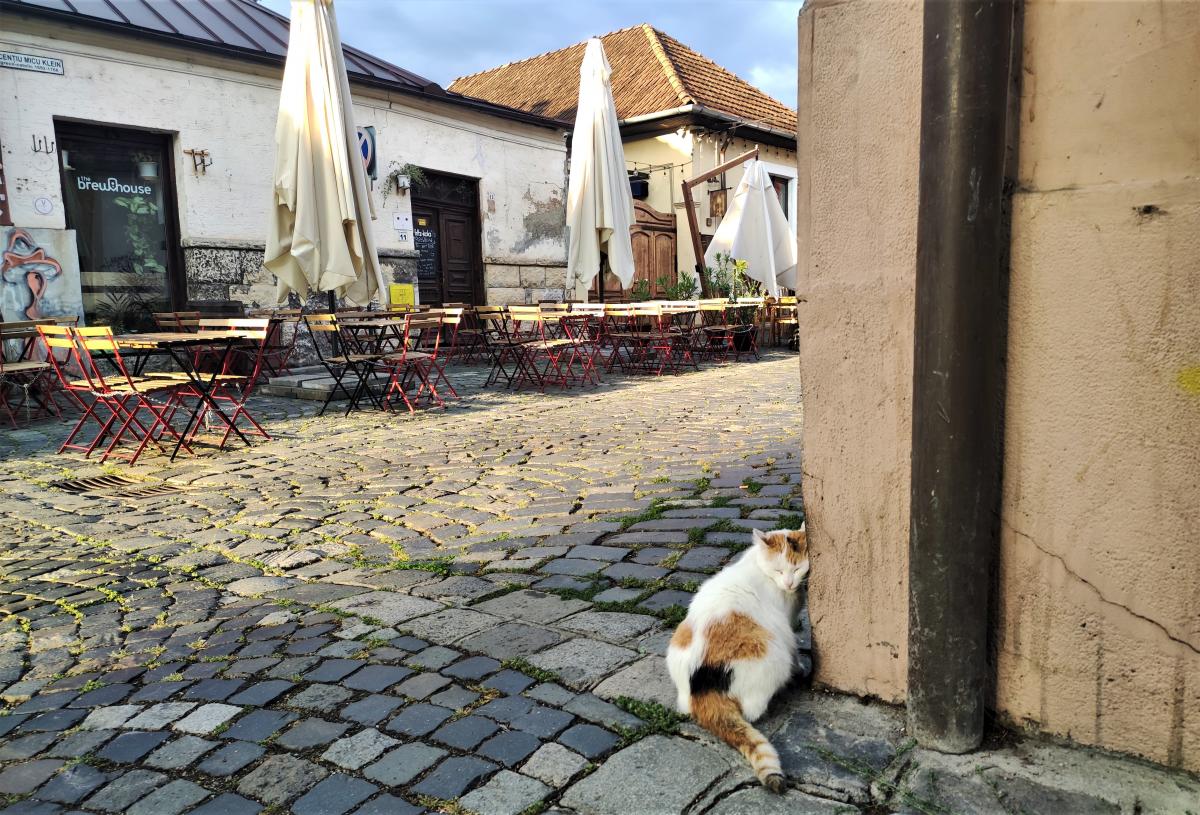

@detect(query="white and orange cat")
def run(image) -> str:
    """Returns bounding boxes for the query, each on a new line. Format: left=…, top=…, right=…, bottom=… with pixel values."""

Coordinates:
left=666, top=526, right=809, bottom=792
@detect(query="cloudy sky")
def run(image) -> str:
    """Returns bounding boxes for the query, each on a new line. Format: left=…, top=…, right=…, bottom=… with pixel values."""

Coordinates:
left=259, top=0, right=801, bottom=108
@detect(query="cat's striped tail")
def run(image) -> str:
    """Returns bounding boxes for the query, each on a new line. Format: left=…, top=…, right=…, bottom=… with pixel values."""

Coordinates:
left=690, top=691, right=785, bottom=792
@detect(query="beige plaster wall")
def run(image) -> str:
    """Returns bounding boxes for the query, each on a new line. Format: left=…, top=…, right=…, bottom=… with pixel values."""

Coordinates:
left=795, top=0, right=923, bottom=703
left=996, top=0, right=1200, bottom=771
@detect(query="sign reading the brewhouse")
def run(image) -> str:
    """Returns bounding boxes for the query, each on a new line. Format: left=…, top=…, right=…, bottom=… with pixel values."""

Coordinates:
left=0, top=52, right=64, bottom=75
left=75, top=176, right=154, bottom=196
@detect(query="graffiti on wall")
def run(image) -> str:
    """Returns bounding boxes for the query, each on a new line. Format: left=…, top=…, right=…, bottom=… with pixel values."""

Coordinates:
left=1, top=227, right=84, bottom=335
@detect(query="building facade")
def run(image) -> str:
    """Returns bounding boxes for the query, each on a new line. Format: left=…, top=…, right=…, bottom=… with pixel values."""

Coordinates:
left=796, top=0, right=1200, bottom=772
left=0, top=0, right=568, bottom=328
left=450, top=24, right=797, bottom=299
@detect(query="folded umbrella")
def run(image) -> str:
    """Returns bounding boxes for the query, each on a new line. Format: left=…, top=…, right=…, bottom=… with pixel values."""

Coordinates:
left=566, top=38, right=636, bottom=300
left=266, top=0, right=387, bottom=307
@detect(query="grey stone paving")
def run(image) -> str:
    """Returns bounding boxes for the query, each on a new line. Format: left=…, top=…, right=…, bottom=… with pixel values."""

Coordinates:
left=0, top=355, right=1195, bottom=815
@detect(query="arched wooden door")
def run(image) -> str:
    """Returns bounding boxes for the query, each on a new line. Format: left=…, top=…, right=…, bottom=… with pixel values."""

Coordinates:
left=590, top=201, right=677, bottom=300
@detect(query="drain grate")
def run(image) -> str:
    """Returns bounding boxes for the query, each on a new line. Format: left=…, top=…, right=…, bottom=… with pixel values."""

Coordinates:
left=48, top=475, right=188, bottom=499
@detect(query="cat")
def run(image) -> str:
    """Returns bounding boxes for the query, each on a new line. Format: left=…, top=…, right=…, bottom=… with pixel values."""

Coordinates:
left=666, top=525, right=809, bottom=792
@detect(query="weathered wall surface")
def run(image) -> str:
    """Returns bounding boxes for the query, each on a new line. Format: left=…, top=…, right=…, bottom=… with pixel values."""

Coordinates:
left=795, top=0, right=923, bottom=702
left=996, top=0, right=1200, bottom=770
left=0, top=17, right=566, bottom=305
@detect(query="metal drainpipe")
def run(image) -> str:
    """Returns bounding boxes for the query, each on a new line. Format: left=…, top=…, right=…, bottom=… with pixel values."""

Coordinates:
left=908, top=0, right=1020, bottom=753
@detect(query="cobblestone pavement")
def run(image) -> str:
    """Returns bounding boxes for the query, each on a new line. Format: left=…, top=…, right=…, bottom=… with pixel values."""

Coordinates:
left=1, top=354, right=1196, bottom=815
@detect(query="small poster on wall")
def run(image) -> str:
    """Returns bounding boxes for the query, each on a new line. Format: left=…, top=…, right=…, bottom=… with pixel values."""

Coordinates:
left=1, top=227, right=85, bottom=330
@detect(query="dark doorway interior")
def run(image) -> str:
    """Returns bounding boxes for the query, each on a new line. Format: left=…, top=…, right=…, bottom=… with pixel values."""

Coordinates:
left=56, top=122, right=183, bottom=332
left=411, top=170, right=483, bottom=305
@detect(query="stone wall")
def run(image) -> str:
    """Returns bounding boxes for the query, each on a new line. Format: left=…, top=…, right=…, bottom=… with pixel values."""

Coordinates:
left=183, top=243, right=419, bottom=311
left=485, top=263, right=569, bottom=304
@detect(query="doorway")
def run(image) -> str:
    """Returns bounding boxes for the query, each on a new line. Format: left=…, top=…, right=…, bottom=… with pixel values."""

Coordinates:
left=590, top=201, right=677, bottom=301
left=56, top=122, right=183, bottom=333
left=411, top=170, right=483, bottom=305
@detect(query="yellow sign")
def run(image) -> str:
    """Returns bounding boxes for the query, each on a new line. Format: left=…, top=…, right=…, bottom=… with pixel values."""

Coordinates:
left=389, top=283, right=416, bottom=307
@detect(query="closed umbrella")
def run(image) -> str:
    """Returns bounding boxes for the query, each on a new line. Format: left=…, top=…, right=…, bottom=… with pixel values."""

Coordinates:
left=266, top=0, right=387, bottom=307
left=704, top=160, right=797, bottom=298
left=566, top=38, right=635, bottom=300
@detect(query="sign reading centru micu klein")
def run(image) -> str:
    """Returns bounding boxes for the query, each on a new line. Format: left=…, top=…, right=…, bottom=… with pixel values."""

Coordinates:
left=0, top=51, right=64, bottom=75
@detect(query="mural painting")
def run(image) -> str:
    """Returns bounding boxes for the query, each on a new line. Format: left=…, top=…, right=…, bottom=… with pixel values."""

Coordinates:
left=1, top=227, right=84, bottom=357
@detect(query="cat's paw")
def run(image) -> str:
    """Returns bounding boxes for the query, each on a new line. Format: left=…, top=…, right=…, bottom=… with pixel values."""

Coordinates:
left=762, top=772, right=787, bottom=794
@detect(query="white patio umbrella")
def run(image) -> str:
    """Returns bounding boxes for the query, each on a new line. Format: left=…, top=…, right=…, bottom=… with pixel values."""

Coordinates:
left=266, top=0, right=387, bottom=307
left=704, top=159, right=797, bottom=298
left=566, top=38, right=635, bottom=300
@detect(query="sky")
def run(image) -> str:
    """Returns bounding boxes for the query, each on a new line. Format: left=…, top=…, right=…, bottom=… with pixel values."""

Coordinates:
left=259, top=0, right=802, bottom=109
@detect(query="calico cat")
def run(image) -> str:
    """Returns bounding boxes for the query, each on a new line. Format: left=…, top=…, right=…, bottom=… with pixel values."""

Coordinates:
left=666, top=526, right=809, bottom=792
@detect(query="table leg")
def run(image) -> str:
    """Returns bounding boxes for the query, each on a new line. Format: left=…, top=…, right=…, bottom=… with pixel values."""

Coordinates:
left=167, top=339, right=252, bottom=460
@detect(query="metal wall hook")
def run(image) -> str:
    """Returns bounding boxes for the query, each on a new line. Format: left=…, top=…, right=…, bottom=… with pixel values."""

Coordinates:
left=183, top=148, right=213, bottom=174
left=31, top=134, right=55, bottom=154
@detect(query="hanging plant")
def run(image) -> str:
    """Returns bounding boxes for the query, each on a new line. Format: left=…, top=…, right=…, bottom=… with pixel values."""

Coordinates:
left=382, top=161, right=426, bottom=202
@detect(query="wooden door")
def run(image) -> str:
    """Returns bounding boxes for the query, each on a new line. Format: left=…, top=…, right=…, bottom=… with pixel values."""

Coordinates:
left=590, top=201, right=676, bottom=301
left=439, top=209, right=477, bottom=304
left=412, top=170, right=484, bottom=305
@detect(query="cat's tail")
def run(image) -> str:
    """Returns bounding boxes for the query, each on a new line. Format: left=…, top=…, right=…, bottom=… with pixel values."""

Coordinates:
left=690, top=691, right=785, bottom=792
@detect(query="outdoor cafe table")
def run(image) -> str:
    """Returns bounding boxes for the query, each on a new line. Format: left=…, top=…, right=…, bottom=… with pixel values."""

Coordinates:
left=111, top=330, right=259, bottom=460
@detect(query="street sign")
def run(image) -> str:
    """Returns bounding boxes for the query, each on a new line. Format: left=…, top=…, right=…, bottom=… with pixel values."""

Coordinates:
left=357, top=126, right=376, bottom=180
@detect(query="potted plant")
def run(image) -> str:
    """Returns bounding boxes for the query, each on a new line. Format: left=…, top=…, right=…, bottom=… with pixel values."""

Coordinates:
left=382, top=161, right=426, bottom=202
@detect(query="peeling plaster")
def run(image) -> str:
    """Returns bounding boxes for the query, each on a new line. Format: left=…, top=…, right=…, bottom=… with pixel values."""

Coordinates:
left=511, top=186, right=565, bottom=253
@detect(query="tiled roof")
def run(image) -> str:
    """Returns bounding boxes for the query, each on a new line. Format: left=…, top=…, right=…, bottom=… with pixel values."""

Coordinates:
left=449, top=24, right=796, bottom=134
left=4, top=0, right=439, bottom=91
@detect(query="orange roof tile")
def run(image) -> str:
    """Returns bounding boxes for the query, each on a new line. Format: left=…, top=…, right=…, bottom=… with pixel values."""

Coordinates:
left=449, top=24, right=796, bottom=135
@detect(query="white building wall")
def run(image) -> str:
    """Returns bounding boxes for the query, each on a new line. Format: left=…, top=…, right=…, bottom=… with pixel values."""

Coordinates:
left=0, top=19, right=566, bottom=306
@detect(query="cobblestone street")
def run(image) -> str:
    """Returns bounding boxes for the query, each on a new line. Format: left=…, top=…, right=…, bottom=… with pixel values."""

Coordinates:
left=0, top=355, right=1195, bottom=815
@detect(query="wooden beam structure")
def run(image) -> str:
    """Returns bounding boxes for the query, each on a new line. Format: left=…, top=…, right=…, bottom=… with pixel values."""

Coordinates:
left=681, top=147, right=759, bottom=296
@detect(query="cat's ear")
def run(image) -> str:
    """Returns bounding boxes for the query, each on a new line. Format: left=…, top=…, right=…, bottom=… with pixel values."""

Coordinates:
left=798, top=522, right=805, bottom=533
left=751, top=528, right=769, bottom=548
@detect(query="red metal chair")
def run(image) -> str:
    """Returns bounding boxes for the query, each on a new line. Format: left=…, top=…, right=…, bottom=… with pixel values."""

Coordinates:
left=71, top=327, right=193, bottom=463
left=178, top=318, right=272, bottom=449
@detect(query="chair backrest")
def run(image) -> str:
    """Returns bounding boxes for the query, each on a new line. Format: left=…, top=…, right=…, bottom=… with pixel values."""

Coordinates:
left=198, top=317, right=270, bottom=338
left=34, top=324, right=85, bottom=389
left=404, top=314, right=443, bottom=357
left=570, top=303, right=605, bottom=317
left=440, top=307, right=464, bottom=327
left=508, top=305, right=542, bottom=321
left=74, top=326, right=139, bottom=392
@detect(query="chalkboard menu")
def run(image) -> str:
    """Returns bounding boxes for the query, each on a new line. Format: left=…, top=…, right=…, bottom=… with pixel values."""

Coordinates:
left=413, top=215, right=439, bottom=283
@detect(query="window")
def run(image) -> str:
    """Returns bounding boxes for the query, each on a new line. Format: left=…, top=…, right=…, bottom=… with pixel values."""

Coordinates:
left=770, top=174, right=790, bottom=220
left=56, top=123, right=183, bottom=332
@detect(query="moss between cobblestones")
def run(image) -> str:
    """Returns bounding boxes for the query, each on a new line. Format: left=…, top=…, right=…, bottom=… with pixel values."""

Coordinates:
left=500, top=657, right=560, bottom=684
left=612, top=697, right=687, bottom=746
left=415, top=795, right=479, bottom=815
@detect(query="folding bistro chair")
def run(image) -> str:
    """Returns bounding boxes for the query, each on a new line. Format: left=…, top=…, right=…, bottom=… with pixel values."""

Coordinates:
left=37, top=324, right=115, bottom=455
left=0, top=322, right=57, bottom=427
left=507, top=305, right=573, bottom=390
left=71, top=327, right=192, bottom=463
left=177, top=318, right=272, bottom=448
left=558, top=313, right=602, bottom=386
left=373, top=313, right=448, bottom=413
left=477, top=306, right=527, bottom=388
left=303, top=313, right=382, bottom=415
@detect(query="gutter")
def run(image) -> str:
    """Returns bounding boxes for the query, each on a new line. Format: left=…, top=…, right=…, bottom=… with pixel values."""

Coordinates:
left=907, top=0, right=1021, bottom=753
left=617, top=104, right=797, bottom=145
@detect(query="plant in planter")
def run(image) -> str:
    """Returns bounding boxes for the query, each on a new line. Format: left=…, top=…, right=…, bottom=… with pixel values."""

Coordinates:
left=657, top=274, right=699, bottom=301
left=630, top=279, right=652, bottom=301
left=108, top=195, right=168, bottom=333
left=382, top=161, right=426, bottom=203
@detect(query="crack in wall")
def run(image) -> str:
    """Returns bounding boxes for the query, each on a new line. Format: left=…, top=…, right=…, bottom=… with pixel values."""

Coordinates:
left=1004, top=520, right=1199, bottom=656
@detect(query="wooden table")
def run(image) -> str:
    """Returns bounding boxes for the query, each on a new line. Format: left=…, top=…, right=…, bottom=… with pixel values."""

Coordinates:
left=111, top=330, right=259, bottom=460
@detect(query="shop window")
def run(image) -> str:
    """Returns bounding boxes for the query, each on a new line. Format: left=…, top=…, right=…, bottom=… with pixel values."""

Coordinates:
left=56, top=123, right=183, bottom=332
